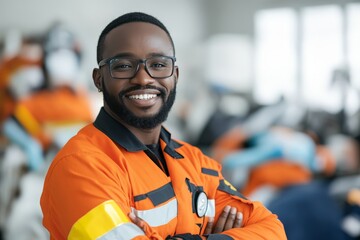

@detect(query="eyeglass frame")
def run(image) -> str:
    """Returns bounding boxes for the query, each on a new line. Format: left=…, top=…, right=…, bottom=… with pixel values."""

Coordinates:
left=98, top=54, right=177, bottom=80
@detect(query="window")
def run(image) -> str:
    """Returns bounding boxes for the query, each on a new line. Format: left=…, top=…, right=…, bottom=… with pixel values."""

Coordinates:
left=301, top=5, right=343, bottom=113
left=254, top=3, right=360, bottom=114
left=254, top=8, right=297, bottom=104
left=347, top=3, right=360, bottom=90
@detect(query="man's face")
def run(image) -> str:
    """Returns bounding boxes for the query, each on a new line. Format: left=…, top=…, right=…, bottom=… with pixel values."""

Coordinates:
left=95, top=22, right=178, bottom=129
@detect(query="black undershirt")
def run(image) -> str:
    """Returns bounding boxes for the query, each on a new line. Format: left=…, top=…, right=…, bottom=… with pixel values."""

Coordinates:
left=146, top=143, right=169, bottom=176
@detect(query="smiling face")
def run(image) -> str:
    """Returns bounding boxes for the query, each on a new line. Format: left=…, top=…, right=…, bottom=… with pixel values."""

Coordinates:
left=93, top=22, right=178, bottom=129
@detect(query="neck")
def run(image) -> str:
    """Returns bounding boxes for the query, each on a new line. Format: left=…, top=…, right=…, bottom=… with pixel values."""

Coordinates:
left=126, top=124, right=161, bottom=145
left=104, top=106, right=162, bottom=145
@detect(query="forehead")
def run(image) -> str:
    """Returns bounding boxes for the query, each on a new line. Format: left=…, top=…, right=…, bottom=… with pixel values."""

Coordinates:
left=102, top=22, right=173, bottom=59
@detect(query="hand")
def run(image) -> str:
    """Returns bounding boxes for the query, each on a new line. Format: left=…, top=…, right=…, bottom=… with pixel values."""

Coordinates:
left=129, top=213, right=184, bottom=240
left=204, top=205, right=243, bottom=234
left=128, top=212, right=147, bottom=232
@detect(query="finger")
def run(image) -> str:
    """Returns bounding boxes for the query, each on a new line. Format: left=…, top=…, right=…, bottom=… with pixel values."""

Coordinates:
left=233, top=212, right=243, bottom=228
left=128, top=212, right=138, bottom=223
left=128, top=212, right=147, bottom=232
left=213, top=205, right=230, bottom=233
left=203, top=217, right=214, bottom=235
left=224, top=207, right=237, bottom=230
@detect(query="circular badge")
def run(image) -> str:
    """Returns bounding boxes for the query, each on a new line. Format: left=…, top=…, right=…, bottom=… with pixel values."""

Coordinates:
left=195, top=191, right=208, bottom=217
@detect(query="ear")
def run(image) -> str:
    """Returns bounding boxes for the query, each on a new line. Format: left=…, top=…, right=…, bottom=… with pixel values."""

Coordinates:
left=173, top=66, right=179, bottom=84
left=92, top=68, right=102, bottom=91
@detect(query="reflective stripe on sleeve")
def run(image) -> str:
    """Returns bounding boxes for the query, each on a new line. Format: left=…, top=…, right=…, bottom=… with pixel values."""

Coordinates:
left=132, top=198, right=178, bottom=227
left=205, top=199, right=215, bottom=217
left=97, top=223, right=144, bottom=240
left=68, top=200, right=145, bottom=240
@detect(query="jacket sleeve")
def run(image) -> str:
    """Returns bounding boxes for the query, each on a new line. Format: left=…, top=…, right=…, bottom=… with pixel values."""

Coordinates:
left=178, top=141, right=287, bottom=240
left=41, top=151, right=165, bottom=240
left=211, top=173, right=287, bottom=239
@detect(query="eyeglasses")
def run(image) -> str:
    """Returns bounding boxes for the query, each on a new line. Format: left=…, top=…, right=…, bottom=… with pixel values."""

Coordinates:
left=98, top=55, right=176, bottom=79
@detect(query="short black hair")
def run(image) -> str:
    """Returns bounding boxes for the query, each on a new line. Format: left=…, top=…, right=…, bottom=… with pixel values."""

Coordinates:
left=96, top=12, right=175, bottom=64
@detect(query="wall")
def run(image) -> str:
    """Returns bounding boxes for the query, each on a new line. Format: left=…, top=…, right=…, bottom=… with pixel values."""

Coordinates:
left=0, top=0, right=206, bottom=88
left=203, top=0, right=359, bottom=37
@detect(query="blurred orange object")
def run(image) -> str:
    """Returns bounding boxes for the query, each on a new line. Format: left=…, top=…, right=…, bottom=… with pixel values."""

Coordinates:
left=242, top=160, right=312, bottom=196
left=347, top=188, right=360, bottom=206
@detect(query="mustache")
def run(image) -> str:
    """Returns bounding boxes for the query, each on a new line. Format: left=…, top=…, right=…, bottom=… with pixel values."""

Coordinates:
left=118, top=85, right=166, bottom=98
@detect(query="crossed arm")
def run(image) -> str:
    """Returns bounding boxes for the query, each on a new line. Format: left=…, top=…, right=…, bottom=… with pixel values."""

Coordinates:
left=129, top=205, right=243, bottom=239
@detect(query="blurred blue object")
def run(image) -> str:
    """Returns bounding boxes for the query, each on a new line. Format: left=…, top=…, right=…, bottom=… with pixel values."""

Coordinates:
left=222, top=130, right=317, bottom=171
left=3, top=118, right=44, bottom=171
left=268, top=181, right=349, bottom=240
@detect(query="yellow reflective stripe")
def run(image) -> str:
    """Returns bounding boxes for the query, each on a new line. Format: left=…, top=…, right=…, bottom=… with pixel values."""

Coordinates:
left=224, top=179, right=237, bottom=192
left=68, top=200, right=132, bottom=240
left=14, top=104, right=41, bottom=136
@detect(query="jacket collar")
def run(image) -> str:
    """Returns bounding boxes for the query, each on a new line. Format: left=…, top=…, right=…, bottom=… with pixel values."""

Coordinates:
left=94, top=108, right=183, bottom=158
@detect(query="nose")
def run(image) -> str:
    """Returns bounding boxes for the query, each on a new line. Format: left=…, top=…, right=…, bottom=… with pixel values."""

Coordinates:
left=130, top=63, right=155, bottom=86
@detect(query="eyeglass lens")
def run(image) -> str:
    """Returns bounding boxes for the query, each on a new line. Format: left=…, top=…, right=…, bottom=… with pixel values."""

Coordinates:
left=109, top=56, right=174, bottom=79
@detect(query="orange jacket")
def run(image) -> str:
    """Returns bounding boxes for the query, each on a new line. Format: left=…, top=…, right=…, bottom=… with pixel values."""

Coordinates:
left=242, top=160, right=311, bottom=196
left=40, top=108, right=287, bottom=240
left=12, top=86, right=93, bottom=149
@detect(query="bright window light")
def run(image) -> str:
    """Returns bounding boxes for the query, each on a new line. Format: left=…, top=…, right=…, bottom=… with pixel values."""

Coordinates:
left=347, top=3, right=360, bottom=90
left=203, top=34, right=253, bottom=93
left=301, top=5, right=344, bottom=113
left=345, top=3, right=360, bottom=115
left=254, top=8, right=297, bottom=104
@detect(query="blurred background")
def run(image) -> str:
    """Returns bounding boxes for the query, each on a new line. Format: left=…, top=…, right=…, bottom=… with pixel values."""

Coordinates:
left=0, top=0, right=359, bottom=239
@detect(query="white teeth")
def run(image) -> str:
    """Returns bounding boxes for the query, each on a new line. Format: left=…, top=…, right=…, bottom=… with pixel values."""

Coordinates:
left=129, top=94, right=157, bottom=100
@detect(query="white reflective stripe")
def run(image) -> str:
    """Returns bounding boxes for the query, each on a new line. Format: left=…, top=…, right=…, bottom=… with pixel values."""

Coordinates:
left=132, top=198, right=178, bottom=227
left=205, top=199, right=215, bottom=217
left=97, top=222, right=145, bottom=240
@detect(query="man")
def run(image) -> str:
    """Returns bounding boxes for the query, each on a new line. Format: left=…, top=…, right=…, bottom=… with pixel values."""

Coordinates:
left=40, top=12, right=287, bottom=240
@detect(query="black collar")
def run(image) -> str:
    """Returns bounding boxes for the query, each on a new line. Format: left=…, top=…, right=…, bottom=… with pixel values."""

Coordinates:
left=94, top=108, right=183, bottom=158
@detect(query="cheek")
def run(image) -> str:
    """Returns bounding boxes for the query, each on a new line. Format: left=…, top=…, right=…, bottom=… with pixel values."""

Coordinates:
left=104, top=80, right=125, bottom=95
left=163, top=78, right=177, bottom=92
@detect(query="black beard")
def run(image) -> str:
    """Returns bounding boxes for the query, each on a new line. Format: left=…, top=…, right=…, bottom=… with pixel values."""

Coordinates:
left=103, top=83, right=176, bottom=129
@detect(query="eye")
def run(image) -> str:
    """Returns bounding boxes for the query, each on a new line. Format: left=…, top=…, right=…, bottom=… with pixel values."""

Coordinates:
left=147, top=58, right=171, bottom=71
left=110, top=59, right=134, bottom=71
left=151, top=62, right=167, bottom=68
